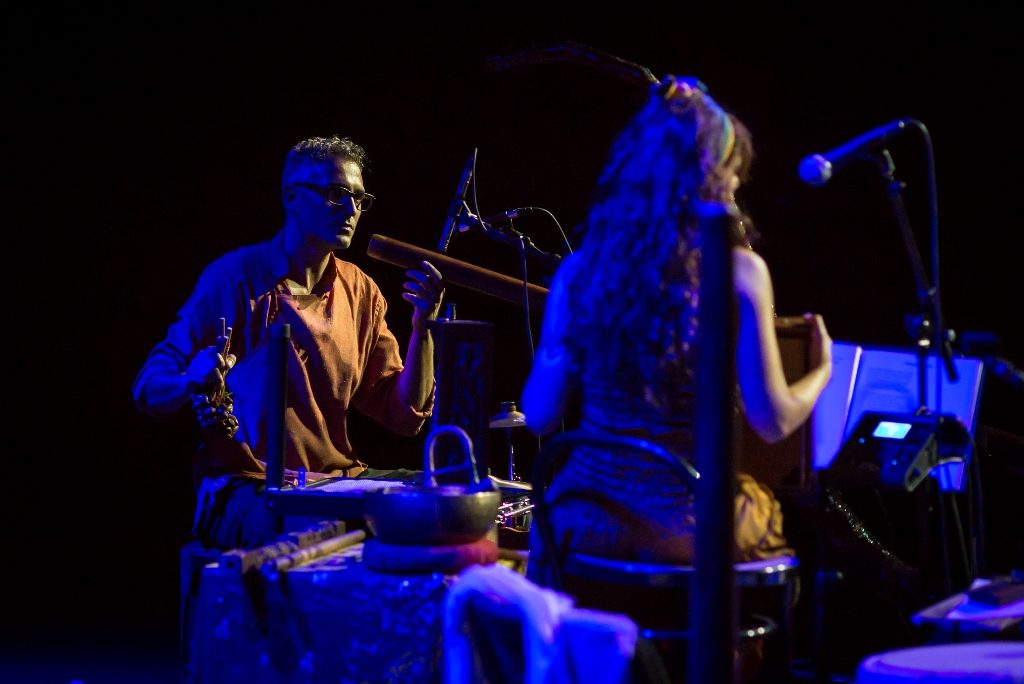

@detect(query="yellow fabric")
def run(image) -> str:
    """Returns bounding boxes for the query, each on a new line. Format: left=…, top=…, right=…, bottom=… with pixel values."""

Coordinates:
left=734, top=471, right=793, bottom=561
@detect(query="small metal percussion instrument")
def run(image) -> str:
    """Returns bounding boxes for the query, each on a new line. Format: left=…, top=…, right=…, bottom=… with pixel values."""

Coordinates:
left=487, top=401, right=533, bottom=540
left=490, top=400, right=527, bottom=481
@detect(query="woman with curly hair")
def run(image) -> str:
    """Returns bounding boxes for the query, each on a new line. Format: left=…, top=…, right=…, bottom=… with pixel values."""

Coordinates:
left=522, top=76, right=833, bottom=570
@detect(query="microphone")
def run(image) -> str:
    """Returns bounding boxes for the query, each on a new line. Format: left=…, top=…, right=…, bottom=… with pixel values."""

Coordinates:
left=438, top=149, right=477, bottom=253
left=798, top=119, right=913, bottom=186
left=458, top=208, right=531, bottom=233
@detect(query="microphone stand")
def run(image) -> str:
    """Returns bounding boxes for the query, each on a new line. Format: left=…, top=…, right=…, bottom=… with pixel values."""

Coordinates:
left=874, top=146, right=962, bottom=596
left=876, top=149, right=957, bottom=401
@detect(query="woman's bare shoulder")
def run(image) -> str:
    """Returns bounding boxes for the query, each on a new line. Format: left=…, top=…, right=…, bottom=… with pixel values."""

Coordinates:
left=732, top=247, right=771, bottom=297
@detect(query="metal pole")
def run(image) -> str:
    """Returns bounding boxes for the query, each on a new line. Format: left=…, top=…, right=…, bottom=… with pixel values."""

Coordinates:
left=688, top=203, right=737, bottom=684
left=265, top=322, right=290, bottom=490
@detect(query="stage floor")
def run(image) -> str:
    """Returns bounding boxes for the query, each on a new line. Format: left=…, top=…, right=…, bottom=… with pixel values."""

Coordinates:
left=0, top=631, right=180, bottom=684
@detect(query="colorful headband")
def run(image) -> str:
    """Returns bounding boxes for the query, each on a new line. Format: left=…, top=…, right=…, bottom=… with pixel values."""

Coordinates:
left=655, top=75, right=735, bottom=167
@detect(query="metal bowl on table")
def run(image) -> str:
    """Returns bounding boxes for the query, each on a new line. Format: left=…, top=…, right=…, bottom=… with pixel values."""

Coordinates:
left=363, top=425, right=500, bottom=546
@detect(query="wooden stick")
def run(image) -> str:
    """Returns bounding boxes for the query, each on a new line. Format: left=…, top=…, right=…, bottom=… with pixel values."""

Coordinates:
left=219, top=520, right=350, bottom=575
left=262, top=529, right=367, bottom=574
left=367, top=234, right=549, bottom=312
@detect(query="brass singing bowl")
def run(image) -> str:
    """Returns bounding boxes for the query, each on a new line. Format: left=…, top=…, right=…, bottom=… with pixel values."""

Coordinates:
left=364, top=424, right=501, bottom=546
left=363, top=485, right=501, bottom=546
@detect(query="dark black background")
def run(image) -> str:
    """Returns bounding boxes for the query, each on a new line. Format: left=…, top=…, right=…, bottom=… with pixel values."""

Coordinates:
left=5, top=5, right=1021, bottom=656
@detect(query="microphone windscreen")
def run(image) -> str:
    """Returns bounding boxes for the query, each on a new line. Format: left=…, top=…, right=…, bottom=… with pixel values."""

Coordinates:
left=798, top=154, right=832, bottom=186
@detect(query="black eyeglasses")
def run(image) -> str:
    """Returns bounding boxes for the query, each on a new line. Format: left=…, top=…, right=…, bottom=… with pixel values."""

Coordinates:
left=292, top=182, right=376, bottom=211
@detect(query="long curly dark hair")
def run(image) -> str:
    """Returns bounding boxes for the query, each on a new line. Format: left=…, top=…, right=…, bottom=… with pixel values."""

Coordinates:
left=566, top=76, right=754, bottom=415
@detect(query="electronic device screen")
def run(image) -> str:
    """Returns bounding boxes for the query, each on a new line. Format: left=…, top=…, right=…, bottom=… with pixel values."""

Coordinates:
left=872, top=421, right=912, bottom=439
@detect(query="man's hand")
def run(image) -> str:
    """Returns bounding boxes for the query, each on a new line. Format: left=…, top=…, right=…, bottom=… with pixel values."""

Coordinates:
left=403, top=260, right=444, bottom=332
left=185, top=345, right=237, bottom=391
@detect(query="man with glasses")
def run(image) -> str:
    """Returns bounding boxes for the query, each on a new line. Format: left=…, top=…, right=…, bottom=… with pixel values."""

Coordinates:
left=133, top=135, right=444, bottom=549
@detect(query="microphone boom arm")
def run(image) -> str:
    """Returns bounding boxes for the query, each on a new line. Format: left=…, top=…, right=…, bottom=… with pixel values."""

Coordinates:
left=457, top=212, right=562, bottom=272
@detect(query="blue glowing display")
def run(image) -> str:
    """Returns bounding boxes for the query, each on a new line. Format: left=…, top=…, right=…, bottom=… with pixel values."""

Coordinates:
left=872, top=421, right=912, bottom=439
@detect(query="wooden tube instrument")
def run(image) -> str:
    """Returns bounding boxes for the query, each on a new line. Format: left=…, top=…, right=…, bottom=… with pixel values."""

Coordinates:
left=367, top=234, right=550, bottom=312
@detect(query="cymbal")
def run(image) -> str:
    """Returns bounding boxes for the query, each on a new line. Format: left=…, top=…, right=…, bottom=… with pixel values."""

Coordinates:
left=489, top=409, right=527, bottom=429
